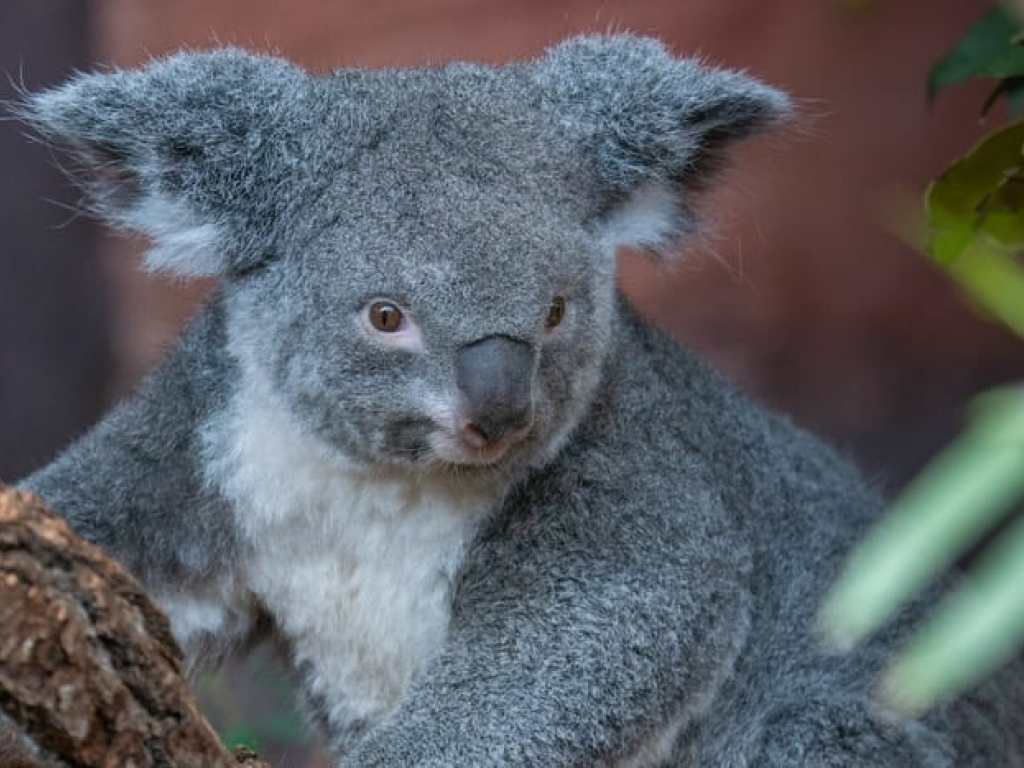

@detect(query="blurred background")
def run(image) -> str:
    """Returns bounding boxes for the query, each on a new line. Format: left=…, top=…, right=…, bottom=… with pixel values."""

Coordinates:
left=2, top=1, right=1020, bottom=764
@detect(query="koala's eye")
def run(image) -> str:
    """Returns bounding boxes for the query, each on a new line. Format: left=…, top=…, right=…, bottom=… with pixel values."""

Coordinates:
left=368, top=301, right=404, bottom=333
left=545, top=296, right=567, bottom=330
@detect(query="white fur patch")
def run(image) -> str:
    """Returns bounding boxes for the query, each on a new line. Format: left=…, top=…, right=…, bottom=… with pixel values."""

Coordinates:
left=155, top=592, right=229, bottom=646
left=200, top=358, right=505, bottom=733
left=123, top=193, right=225, bottom=275
left=599, top=181, right=683, bottom=253
left=152, top=584, right=250, bottom=670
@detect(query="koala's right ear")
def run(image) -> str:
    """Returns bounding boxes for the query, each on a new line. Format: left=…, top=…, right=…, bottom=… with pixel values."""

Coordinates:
left=533, top=35, right=791, bottom=261
left=20, top=49, right=310, bottom=277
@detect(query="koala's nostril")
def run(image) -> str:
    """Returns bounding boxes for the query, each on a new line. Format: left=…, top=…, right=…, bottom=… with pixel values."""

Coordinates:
left=461, top=413, right=532, bottom=447
left=459, top=415, right=532, bottom=455
left=462, top=422, right=490, bottom=449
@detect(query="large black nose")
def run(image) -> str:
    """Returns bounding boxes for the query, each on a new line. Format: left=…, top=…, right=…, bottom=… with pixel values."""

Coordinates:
left=455, top=334, right=535, bottom=444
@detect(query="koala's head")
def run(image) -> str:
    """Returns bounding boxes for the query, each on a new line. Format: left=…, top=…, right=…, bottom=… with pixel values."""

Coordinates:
left=24, top=36, right=788, bottom=475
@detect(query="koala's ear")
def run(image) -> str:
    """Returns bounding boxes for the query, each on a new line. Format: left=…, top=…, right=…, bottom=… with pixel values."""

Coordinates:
left=534, top=35, right=791, bottom=259
left=20, top=49, right=310, bottom=276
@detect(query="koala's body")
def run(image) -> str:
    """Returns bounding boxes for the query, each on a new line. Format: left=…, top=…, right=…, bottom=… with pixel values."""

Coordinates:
left=16, top=36, right=1024, bottom=765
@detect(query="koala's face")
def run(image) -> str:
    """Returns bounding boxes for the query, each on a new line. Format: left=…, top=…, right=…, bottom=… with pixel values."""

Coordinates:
left=232, top=167, right=617, bottom=473
left=25, top=36, right=787, bottom=474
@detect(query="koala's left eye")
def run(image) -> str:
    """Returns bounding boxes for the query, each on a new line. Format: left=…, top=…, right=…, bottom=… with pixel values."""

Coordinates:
left=545, top=296, right=567, bottom=330
left=369, top=301, right=404, bottom=332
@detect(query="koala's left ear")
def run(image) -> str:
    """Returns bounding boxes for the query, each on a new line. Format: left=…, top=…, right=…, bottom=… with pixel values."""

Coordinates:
left=20, top=49, right=311, bottom=277
left=533, top=35, right=791, bottom=259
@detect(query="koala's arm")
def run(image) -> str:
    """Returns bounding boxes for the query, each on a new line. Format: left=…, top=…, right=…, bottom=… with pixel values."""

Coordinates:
left=342, top=444, right=749, bottom=766
left=17, top=302, right=237, bottom=592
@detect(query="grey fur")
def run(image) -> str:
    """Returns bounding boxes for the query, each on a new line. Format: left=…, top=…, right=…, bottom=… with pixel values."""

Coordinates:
left=17, top=35, right=1024, bottom=766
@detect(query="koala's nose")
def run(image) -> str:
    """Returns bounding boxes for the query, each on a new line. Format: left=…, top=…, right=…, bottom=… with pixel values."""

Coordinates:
left=455, top=334, right=535, bottom=445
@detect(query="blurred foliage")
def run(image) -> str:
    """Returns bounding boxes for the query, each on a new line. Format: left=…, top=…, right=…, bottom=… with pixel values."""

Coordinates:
left=928, top=5, right=1024, bottom=109
left=197, top=645, right=310, bottom=763
left=820, top=2, right=1024, bottom=716
left=927, top=122, right=1024, bottom=335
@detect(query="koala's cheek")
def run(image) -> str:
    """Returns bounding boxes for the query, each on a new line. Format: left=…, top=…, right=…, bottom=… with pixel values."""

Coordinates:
left=533, top=367, right=567, bottom=426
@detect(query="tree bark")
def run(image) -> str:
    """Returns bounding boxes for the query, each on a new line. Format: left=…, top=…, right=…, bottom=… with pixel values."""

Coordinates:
left=0, top=487, right=269, bottom=768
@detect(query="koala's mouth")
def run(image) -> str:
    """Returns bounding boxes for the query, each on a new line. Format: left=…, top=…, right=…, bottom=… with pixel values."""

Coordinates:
left=381, top=411, right=536, bottom=470
left=427, top=422, right=534, bottom=469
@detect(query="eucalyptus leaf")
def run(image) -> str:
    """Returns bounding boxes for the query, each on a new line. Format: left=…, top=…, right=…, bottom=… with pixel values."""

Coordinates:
left=1009, top=80, right=1024, bottom=117
left=924, top=121, right=1024, bottom=334
left=976, top=171, right=1024, bottom=247
left=819, top=388, right=1024, bottom=651
left=982, top=76, right=1024, bottom=116
left=881, top=507, right=1024, bottom=715
left=926, top=121, right=1024, bottom=265
left=929, top=6, right=1024, bottom=100
left=952, top=241, right=1024, bottom=335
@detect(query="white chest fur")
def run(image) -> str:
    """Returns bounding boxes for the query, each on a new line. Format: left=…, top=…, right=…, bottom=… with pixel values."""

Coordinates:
left=195, top=370, right=503, bottom=732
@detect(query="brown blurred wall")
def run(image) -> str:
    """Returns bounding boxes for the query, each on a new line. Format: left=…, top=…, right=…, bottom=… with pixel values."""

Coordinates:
left=6, top=1, right=1024, bottom=491
left=0, top=2, right=109, bottom=480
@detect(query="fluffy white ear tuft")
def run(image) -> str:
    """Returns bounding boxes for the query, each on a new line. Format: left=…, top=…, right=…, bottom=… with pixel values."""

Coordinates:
left=20, top=48, right=307, bottom=278
left=597, top=181, right=691, bottom=256
left=122, top=194, right=226, bottom=276
left=537, top=35, right=790, bottom=261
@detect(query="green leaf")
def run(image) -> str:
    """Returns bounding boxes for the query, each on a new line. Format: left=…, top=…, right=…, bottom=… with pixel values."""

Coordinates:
left=929, top=6, right=1024, bottom=100
left=925, top=121, right=1024, bottom=335
left=818, top=388, right=1024, bottom=651
left=221, top=724, right=263, bottom=752
left=926, top=121, right=1024, bottom=262
left=982, top=76, right=1024, bottom=116
left=947, top=240, right=1024, bottom=336
left=881, top=507, right=1024, bottom=715
left=1010, top=79, right=1024, bottom=117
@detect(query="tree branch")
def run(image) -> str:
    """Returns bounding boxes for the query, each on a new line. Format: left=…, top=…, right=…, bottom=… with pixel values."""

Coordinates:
left=0, top=487, right=270, bottom=768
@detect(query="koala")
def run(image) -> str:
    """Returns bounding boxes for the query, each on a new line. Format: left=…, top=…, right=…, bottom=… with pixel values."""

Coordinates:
left=14, top=35, right=1024, bottom=766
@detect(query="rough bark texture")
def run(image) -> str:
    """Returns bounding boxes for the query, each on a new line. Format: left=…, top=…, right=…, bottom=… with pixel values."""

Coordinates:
left=0, top=487, right=269, bottom=768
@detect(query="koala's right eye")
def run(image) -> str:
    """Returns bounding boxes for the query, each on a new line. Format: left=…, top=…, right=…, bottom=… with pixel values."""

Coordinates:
left=368, top=301, right=404, bottom=332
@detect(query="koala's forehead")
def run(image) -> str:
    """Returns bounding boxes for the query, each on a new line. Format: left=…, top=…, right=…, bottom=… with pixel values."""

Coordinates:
left=327, top=64, right=559, bottom=169
left=294, top=66, right=594, bottom=295
left=307, top=192, right=587, bottom=304
left=306, top=64, right=589, bottom=221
